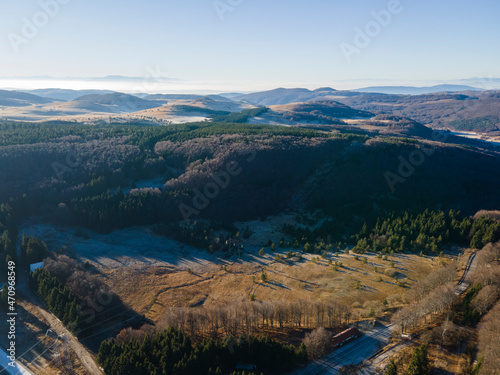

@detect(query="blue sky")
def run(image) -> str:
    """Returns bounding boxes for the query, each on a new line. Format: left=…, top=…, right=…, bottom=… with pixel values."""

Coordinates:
left=1, top=0, right=499, bottom=92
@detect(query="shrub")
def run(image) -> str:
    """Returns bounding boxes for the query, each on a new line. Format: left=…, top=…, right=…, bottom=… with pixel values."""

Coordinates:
left=261, top=271, right=268, bottom=282
left=384, top=268, right=397, bottom=278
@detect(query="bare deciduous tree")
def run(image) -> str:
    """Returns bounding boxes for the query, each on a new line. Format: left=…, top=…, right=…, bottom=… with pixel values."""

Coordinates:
left=303, top=327, right=333, bottom=360
left=478, top=301, right=500, bottom=374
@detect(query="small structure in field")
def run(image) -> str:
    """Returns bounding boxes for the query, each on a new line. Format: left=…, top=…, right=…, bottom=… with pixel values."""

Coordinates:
left=235, top=363, right=257, bottom=371
left=332, top=327, right=362, bottom=348
left=29, top=261, right=44, bottom=272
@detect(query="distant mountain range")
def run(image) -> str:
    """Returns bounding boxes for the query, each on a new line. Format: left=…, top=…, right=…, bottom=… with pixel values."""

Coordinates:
left=232, top=85, right=483, bottom=106
left=353, top=84, right=482, bottom=95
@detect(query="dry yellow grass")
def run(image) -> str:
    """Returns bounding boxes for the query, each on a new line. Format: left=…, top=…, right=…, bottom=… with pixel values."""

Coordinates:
left=106, top=249, right=445, bottom=324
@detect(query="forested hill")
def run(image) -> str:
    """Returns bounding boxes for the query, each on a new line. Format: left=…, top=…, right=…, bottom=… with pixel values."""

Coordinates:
left=0, top=121, right=499, bottom=237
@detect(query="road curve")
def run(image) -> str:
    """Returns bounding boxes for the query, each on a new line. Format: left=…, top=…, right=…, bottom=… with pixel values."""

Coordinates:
left=455, top=251, right=478, bottom=295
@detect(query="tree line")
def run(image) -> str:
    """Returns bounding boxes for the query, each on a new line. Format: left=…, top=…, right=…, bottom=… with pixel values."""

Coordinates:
left=21, top=234, right=48, bottom=265
left=282, top=210, right=500, bottom=256
left=0, top=202, right=16, bottom=279
left=352, top=210, right=500, bottom=254
left=28, top=268, right=81, bottom=330
left=391, top=242, right=500, bottom=374
left=392, top=261, right=457, bottom=333
left=97, top=326, right=307, bottom=375
left=158, top=299, right=352, bottom=340
left=28, top=256, right=144, bottom=351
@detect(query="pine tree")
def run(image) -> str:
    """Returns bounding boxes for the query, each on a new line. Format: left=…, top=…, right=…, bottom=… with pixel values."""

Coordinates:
left=385, top=358, right=397, bottom=375
left=407, top=345, right=429, bottom=375
left=298, top=343, right=308, bottom=363
left=0, top=284, right=8, bottom=306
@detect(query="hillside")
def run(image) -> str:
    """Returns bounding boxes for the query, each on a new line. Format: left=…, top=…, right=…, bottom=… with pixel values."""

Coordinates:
left=2, top=121, right=500, bottom=375
left=1, top=87, right=500, bottom=135
left=235, top=87, right=338, bottom=106
left=0, top=89, right=55, bottom=107
left=228, top=87, right=500, bottom=134
left=1, top=122, right=499, bottom=228
left=333, top=90, right=500, bottom=132
left=0, top=92, right=254, bottom=123
left=271, top=100, right=373, bottom=120
left=72, top=92, right=162, bottom=112
left=22, top=88, right=115, bottom=101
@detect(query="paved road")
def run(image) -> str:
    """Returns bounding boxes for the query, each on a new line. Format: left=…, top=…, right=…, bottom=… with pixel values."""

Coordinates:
left=291, top=323, right=393, bottom=375
left=455, top=252, right=477, bottom=295
left=356, top=340, right=413, bottom=374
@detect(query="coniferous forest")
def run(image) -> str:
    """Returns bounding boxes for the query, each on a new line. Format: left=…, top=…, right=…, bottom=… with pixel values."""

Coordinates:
left=97, top=327, right=307, bottom=375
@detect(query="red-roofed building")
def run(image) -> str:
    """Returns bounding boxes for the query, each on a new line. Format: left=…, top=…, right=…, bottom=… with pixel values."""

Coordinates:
left=332, top=327, right=362, bottom=348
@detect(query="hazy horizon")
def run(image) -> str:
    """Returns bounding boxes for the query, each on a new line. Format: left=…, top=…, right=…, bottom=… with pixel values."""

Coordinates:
left=1, top=76, right=499, bottom=95
left=2, top=0, right=499, bottom=94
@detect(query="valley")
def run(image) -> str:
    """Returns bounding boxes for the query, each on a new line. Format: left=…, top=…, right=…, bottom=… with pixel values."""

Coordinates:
left=3, top=1, right=500, bottom=373
left=0, top=87, right=499, bottom=375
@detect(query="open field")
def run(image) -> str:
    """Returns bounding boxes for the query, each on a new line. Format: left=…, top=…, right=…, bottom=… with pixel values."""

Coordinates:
left=19, top=217, right=455, bottom=326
